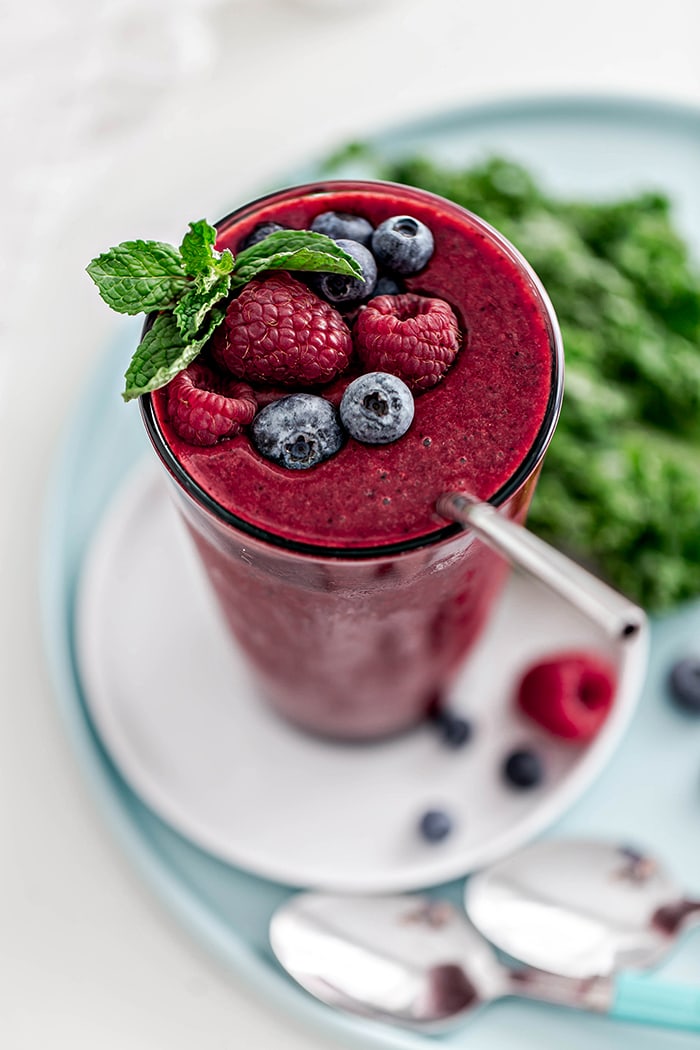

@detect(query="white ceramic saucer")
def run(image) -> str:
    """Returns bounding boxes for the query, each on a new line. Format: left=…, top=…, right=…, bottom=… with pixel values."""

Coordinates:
left=75, top=460, right=648, bottom=893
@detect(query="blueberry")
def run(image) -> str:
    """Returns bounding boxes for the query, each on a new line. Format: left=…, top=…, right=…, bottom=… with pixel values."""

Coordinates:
left=503, top=748, right=543, bottom=789
left=371, top=215, right=434, bottom=275
left=251, top=394, right=343, bottom=470
left=374, top=275, right=405, bottom=297
left=239, top=222, right=285, bottom=251
left=669, top=657, right=700, bottom=713
left=419, top=809, right=453, bottom=843
left=311, top=239, right=377, bottom=305
left=310, top=211, right=374, bottom=247
left=340, top=372, right=414, bottom=445
left=434, top=710, right=473, bottom=749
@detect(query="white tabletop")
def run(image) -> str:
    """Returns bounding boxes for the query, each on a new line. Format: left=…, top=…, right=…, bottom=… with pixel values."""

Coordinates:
left=3, top=2, right=700, bottom=1046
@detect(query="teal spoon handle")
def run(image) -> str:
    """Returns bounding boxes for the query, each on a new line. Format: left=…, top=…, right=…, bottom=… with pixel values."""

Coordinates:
left=611, top=972, right=700, bottom=1031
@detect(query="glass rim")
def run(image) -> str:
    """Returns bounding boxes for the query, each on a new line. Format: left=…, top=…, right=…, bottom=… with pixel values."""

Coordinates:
left=140, top=179, right=565, bottom=561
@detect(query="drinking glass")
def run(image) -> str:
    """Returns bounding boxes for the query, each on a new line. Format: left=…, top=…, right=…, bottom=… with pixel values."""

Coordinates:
left=141, top=181, right=564, bottom=739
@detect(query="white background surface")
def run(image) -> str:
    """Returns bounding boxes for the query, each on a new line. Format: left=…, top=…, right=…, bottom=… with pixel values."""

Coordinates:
left=2, top=1, right=700, bottom=1047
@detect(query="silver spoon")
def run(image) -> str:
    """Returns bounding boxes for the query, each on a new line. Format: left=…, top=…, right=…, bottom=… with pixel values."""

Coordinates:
left=270, top=891, right=700, bottom=1033
left=466, top=837, right=700, bottom=980
left=437, top=492, right=646, bottom=643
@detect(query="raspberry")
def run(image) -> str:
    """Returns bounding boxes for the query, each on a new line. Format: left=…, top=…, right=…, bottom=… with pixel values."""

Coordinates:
left=212, top=273, right=353, bottom=386
left=516, top=650, right=617, bottom=743
left=354, top=293, right=461, bottom=392
left=166, top=362, right=257, bottom=446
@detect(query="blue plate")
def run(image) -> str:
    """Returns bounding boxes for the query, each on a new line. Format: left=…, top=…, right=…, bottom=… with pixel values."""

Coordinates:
left=42, top=96, right=700, bottom=1049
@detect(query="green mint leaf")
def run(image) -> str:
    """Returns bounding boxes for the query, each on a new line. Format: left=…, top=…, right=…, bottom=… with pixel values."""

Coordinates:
left=180, top=220, right=217, bottom=275
left=173, top=273, right=231, bottom=342
left=86, top=240, right=187, bottom=314
left=180, top=220, right=234, bottom=290
left=231, top=229, right=363, bottom=288
left=123, top=310, right=224, bottom=401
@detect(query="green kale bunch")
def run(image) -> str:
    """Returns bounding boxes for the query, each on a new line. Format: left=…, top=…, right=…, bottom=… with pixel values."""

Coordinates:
left=326, top=148, right=700, bottom=611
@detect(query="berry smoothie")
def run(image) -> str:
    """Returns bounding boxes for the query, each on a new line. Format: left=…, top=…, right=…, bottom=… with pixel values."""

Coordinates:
left=144, top=181, right=562, bottom=738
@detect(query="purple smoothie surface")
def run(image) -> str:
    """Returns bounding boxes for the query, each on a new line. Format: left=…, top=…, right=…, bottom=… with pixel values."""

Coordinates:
left=151, top=183, right=555, bottom=548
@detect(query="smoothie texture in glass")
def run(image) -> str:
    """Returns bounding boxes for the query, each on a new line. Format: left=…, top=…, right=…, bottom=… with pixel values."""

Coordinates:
left=143, top=181, right=563, bottom=739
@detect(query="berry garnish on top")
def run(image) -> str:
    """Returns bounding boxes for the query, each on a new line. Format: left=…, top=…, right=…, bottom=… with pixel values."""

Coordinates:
left=166, top=363, right=257, bottom=446
left=238, top=221, right=286, bottom=250
left=251, top=393, right=344, bottom=470
left=87, top=204, right=467, bottom=464
left=339, top=372, right=414, bottom=445
left=86, top=220, right=363, bottom=401
left=310, top=210, right=374, bottom=246
left=374, top=275, right=405, bottom=297
left=371, top=215, right=434, bottom=274
left=516, top=650, right=617, bottom=742
left=310, top=239, right=377, bottom=305
left=211, top=273, right=353, bottom=386
left=354, top=293, right=461, bottom=391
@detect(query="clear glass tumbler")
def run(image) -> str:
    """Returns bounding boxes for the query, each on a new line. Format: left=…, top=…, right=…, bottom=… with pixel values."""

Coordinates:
left=141, top=181, right=564, bottom=740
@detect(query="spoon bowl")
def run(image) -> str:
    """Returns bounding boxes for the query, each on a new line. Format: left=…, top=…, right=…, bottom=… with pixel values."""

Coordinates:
left=465, top=838, right=700, bottom=979
left=270, top=893, right=503, bottom=1031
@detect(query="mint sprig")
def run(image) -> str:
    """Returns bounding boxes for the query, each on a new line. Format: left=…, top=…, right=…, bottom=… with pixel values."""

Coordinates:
left=231, top=229, right=363, bottom=288
left=86, top=240, right=187, bottom=314
left=180, top=220, right=234, bottom=286
left=123, top=310, right=225, bottom=402
left=173, top=274, right=232, bottom=343
left=87, top=220, right=362, bottom=401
